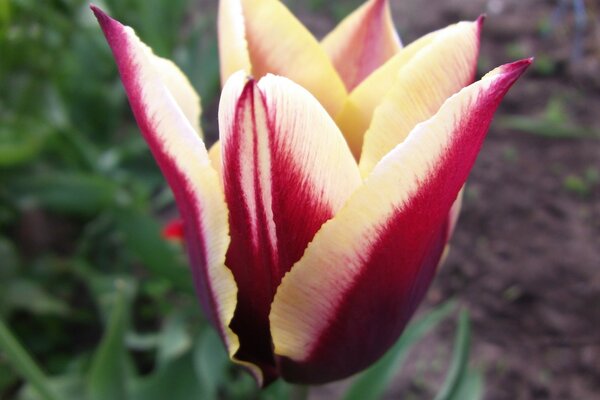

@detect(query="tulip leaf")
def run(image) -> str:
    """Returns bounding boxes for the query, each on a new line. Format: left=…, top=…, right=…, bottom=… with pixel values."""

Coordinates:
left=0, top=119, right=51, bottom=167
left=193, top=327, right=229, bottom=400
left=258, top=380, right=292, bottom=400
left=3, top=279, right=70, bottom=317
left=449, top=367, right=484, bottom=400
left=6, top=173, right=118, bottom=216
left=86, top=280, right=131, bottom=400
left=131, top=352, right=204, bottom=400
left=113, top=208, right=194, bottom=292
left=343, top=301, right=456, bottom=400
left=156, top=312, right=192, bottom=367
left=433, top=309, right=472, bottom=400
left=18, top=374, right=85, bottom=400
left=0, top=319, right=61, bottom=400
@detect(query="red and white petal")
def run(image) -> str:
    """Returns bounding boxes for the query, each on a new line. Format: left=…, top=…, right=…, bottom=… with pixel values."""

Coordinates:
left=219, top=72, right=361, bottom=383
left=218, top=0, right=348, bottom=116
left=336, top=19, right=482, bottom=159
left=91, top=4, right=245, bottom=376
left=321, top=0, right=402, bottom=91
left=270, top=59, right=531, bottom=384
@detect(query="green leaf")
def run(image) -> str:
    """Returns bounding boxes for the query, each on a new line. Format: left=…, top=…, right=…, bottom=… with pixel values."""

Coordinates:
left=258, top=380, right=291, bottom=400
left=86, top=280, right=131, bottom=400
left=113, top=208, right=194, bottom=292
left=450, top=368, right=484, bottom=400
left=7, top=173, right=119, bottom=216
left=0, top=119, right=52, bottom=167
left=0, top=236, right=19, bottom=279
left=434, top=310, right=472, bottom=400
left=193, top=328, right=229, bottom=399
left=0, top=319, right=61, bottom=400
left=156, top=312, right=192, bottom=367
left=19, top=374, right=85, bottom=400
left=343, top=301, right=456, bottom=400
left=131, top=352, right=204, bottom=400
left=3, top=279, right=70, bottom=317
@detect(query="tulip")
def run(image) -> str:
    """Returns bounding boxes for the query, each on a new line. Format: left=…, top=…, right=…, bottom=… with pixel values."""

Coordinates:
left=92, top=0, right=530, bottom=386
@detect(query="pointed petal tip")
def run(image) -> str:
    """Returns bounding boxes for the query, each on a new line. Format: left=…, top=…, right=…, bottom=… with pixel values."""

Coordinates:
left=502, top=57, right=534, bottom=77
left=90, top=4, right=108, bottom=22
left=476, top=14, right=486, bottom=34
left=90, top=4, right=121, bottom=33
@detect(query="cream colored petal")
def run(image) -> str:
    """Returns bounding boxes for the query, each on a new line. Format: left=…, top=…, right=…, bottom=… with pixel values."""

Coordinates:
left=321, top=0, right=402, bottom=91
left=220, top=0, right=348, bottom=116
left=218, top=0, right=252, bottom=82
left=337, top=19, right=482, bottom=159
left=358, top=19, right=482, bottom=176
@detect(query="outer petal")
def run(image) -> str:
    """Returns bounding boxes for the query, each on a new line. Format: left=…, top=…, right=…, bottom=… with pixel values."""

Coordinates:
left=218, top=0, right=348, bottom=116
left=321, top=0, right=402, bottom=91
left=150, top=56, right=203, bottom=137
left=208, top=141, right=223, bottom=188
left=336, top=19, right=483, bottom=159
left=219, top=72, right=361, bottom=383
left=91, top=4, right=244, bottom=375
left=270, top=59, right=532, bottom=384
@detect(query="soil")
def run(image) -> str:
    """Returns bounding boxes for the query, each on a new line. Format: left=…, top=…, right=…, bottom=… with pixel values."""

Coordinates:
left=307, top=0, right=600, bottom=399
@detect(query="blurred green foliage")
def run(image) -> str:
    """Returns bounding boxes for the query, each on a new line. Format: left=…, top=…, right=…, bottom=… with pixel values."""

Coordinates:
left=0, top=1, right=478, bottom=399
left=0, top=0, right=227, bottom=397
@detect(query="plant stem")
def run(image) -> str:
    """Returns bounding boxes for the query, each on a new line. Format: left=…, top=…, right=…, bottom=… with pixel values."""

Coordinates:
left=290, top=384, right=310, bottom=400
left=0, top=318, right=60, bottom=400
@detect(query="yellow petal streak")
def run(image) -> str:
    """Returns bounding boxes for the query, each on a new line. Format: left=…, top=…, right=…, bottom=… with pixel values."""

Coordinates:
left=336, top=20, right=480, bottom=159
left=358, top=20, right=481, bottom=176
left=237, top=0, right=347, bottom=116
left=218, top=0, right=252, bottom=82
left=270, top=63, right=522, bottom=362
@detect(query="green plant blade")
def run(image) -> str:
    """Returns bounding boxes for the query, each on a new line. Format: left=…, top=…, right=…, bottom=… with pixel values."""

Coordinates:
left=0, top=319, right=60, bottom=400
left=131, top=352, right=204, bottom=400
left=86, top=280, right=130, bottom=400
left=7, top=173, right=118, bottom=216
left=343, top=301, right=456, bottom=400
left=434, top=309, right=471, bottom=400
left=193, top=327, right=229, bottom=400
left=450, top=368, right=484, bottom=400
left=113, top=208, right=194, bottom=292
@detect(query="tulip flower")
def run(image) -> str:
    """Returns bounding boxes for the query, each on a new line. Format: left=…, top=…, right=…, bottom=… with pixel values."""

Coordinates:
left=92, top=0, right=530, bottom=386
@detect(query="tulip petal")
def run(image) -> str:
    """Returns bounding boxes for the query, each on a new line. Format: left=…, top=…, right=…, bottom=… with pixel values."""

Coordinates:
left=150, top=55, right=203, bottom=137
left=270, top=59, right=531, bottom=384
left=321, top=0, right=402, bottom=91
left=218, top=0, right=348, bottom=116
left=337, top=19, right=483, bottom=159
left=218, top=0, right=252, bottom=82
left=91, top=4, right=243, bottom=375
left=208, top=141, right=223, bottom=187
left=219, top=72, right=361, bottom=382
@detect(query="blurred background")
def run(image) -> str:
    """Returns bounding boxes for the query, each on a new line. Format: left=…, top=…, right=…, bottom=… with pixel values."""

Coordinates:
left=0, top=0, right=598, bottom=399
